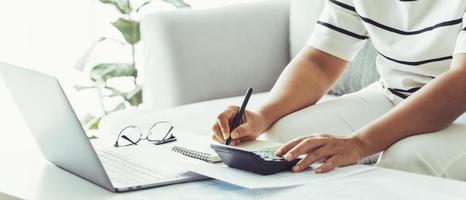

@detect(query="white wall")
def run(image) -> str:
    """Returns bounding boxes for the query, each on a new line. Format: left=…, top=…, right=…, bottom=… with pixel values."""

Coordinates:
left=0, top=0, right=95, bottom=155
left=0, top=0, right=97, bottom=117
left=0, top=0, right=257, bottom=138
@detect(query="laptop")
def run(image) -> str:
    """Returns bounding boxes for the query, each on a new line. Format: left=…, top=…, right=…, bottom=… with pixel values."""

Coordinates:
left=0, top=62, right=208, bottom=192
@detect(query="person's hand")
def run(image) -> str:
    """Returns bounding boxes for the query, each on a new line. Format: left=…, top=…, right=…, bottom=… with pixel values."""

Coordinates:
left=211, top=106, right=267, bottom=146
left=275, top=134, right=367, bottom=173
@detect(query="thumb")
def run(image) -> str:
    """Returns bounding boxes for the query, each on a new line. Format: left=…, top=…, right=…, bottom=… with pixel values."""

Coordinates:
left=230, top=123, right=253, bottom=139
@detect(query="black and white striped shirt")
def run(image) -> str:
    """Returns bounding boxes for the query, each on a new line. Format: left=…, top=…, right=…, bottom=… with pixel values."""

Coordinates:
left=307, top=0, right=466, bottom=104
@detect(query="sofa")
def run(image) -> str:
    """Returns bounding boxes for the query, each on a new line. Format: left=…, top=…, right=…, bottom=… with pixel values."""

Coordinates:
left=99, top=0, right=379, bottom=142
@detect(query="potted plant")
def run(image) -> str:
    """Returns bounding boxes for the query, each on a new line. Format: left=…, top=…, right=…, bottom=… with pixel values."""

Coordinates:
left=74, top=0, right=190, bottom=133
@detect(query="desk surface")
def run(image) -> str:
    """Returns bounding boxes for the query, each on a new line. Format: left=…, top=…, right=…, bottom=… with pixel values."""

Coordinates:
left=1, top=125, right=466, bottom=200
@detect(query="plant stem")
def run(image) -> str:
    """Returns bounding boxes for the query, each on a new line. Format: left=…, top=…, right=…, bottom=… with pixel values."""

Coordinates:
left=128, top=10, right=138, bottom=87
left=97, top=83, right=108, bottom=115
left=131, top=44, right=136, bottom=78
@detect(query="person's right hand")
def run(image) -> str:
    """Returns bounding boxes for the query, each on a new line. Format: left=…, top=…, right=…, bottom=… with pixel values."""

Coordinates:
left=211, top=106, right=267, bottom=146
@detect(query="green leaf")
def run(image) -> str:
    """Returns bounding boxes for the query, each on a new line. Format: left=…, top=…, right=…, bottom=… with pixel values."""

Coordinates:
left=104, top=86, right=125, bottom=97
left=126, top=86, right=142, bottom=106
left=74, top=37, right=125, bottom=71
left=74, top=85, right=96, bottom=91
left=89, top=135, right=98, bottom=140
left=75, top=37, right=106, bottom=71
left=162, top=0, right=191, bottom=8
left=80, top=114, right=102, bottom=130
left=136, top=0, right=152, bottom=12
left=111, top=18, right=140, bottom=45
left=80, top=114, right=94, bottom=125
left=99, top=0, right=132, bottom=14
left=88, top=117, right=101, bottom=130
left=90, top=63, right=137, bottom=82
left=110, top=102, right=126, bottom=112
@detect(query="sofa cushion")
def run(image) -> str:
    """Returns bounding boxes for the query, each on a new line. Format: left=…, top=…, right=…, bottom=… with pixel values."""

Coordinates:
left=289, top=0, right=379, bottom=95
left=140, top=0, right=290, bottom=109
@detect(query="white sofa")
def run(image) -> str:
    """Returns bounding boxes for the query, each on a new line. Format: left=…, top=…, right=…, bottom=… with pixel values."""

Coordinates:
left=99, top=0, right=378, bottom=142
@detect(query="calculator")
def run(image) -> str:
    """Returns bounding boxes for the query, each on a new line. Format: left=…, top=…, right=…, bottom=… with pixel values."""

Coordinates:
left=210, top=144, right=301, bottom=175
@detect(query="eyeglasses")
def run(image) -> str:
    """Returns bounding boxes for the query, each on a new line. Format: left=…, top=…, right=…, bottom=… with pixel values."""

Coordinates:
left=114, top=121, right=177, bottom=147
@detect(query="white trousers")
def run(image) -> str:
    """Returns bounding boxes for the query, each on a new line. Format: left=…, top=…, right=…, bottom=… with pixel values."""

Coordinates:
left=264, top=82, right=466, bottom=181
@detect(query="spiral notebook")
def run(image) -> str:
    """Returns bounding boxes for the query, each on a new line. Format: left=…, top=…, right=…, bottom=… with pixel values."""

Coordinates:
left=171, top=139, right=282, bottom=163
left=172, top=145, right=222, bottom=163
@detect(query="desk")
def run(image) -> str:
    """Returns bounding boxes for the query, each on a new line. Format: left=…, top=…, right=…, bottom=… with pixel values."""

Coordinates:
left=1, top=125, right=466, bottom=200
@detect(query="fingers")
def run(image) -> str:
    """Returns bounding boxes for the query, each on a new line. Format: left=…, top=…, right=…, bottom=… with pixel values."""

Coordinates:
left=292, top=146, right=333, bottom=172
left=212, top=134, right=222, bottom=143
left=275, top=137, right=307, bottom=156
left=230, top=139, right=240, bottom=146
left=217, top=116, right=230, bottom=140
left=276, top=135, right=359, bottom=173
left=216, top=106, right=238, bottom=140
left=211, top=123, right=224, bottom=143
left=212, top=106, right=238, bottom=143
left=283, top=138, right=327, bottom=161
left=315, top=156, right=342, bottom=173
left=230, top=123, right=252, bottom=139
left=212, top=132, right=240, bottom=145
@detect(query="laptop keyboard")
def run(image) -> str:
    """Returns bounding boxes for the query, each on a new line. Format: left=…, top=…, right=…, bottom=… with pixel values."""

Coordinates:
left=97, top=150, right=177, bottom=186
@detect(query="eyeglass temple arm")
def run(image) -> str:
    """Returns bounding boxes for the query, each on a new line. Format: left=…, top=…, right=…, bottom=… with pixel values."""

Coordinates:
left=121, top=135, right=138, bottom=145
left=163, top=126, right=175, bottom=140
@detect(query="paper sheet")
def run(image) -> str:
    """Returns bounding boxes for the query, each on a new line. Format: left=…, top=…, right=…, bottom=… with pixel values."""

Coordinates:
left=185, top=161, right=375, bottom=189
left=172, top=132, right=283, bottom=162
left=178, top=132, right=282, bottom=150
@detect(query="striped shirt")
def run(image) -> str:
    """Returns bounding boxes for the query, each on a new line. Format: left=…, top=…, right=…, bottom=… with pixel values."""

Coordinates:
left=307, top=0, right=466, bottom=104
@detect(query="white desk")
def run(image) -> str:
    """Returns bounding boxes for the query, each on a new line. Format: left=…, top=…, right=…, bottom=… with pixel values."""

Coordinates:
left=1, top=124, right=466, bottom=200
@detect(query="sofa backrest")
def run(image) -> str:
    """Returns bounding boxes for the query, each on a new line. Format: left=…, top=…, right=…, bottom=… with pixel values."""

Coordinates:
left=140, top=0, right=380, bottom=109
left=289, top=0, right=325, bottom=58
left=289, top=0, right=379, bottom=95
left=140, top=0, right=291, bottom=109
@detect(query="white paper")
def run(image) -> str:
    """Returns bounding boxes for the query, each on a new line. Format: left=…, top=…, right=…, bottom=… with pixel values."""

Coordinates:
left=185, top=162, right=375, bottom=189
left=170, top=132, right=281, bottom=152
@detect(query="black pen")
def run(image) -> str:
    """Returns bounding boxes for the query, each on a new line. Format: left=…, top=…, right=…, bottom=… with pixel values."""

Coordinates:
left=225, top=88, right=253, bottom=145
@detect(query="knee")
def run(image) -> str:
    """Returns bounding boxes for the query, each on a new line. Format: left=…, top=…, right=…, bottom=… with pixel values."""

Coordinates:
left=263, top=102, right=357, bottom=143
left=375, top=137, right=439, bottom=176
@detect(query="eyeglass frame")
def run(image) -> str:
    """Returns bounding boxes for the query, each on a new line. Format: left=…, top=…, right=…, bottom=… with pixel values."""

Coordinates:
left=114, top=121, right=177, bottom=147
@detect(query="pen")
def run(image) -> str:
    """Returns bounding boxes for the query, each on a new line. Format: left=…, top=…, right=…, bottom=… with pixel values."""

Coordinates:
left=225, top=88, right=253, bottom=145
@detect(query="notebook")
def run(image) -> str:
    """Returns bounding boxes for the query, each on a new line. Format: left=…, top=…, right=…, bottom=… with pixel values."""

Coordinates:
left=171, top=135, right=283, bottom=163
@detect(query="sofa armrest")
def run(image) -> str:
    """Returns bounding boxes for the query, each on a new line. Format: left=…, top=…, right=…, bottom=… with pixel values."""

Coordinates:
left=140, top=0, right=290, bottom=109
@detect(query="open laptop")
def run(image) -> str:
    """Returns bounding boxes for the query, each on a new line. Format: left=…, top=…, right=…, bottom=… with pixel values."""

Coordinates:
left=0, top=62, right=208, bottom=192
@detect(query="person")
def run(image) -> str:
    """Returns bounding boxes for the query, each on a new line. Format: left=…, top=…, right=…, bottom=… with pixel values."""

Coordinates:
left=211, top=0, right=466, bottom=180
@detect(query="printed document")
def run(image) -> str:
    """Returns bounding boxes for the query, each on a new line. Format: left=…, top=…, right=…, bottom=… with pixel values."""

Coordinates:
left=185, top=161, right=375, bottom=189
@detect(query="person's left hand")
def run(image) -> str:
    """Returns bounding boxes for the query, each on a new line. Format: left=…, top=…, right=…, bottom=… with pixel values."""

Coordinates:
left=275, top=134, right=367, bottom=173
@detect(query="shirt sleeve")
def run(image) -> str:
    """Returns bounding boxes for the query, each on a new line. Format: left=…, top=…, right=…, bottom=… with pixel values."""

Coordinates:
left=306, top=0, right=369, bottom=61
left=453, top=11, right=466, bottom=55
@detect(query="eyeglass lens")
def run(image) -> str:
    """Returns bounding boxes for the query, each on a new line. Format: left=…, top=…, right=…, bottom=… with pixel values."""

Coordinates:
left=148, top=121, right=174, bottom=142
left=117, top=126, right=143, bottom=146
